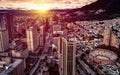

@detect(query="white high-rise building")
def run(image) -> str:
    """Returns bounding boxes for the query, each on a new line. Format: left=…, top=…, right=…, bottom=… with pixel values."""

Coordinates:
left=26, top=26, right=39, bottom=52
left=103, top=26, right=119, bottom=48
left=103, top=27, right=111, bottom=46
left=59, top=37, right=76, bottom=75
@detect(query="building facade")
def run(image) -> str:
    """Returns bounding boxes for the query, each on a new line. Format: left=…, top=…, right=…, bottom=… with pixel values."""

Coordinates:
left=103, top=26, right=119, bottom=48
left=0, top=15, right=9, bottom=52
left=0, top=30, right=9, bottom=52
left=59, top=37, right=76, bottom=75
left=26, top=26, right=39, bottom=52
left=0, top=59, right=26, bottom=75
left=39, top=25, right=45, bottom=48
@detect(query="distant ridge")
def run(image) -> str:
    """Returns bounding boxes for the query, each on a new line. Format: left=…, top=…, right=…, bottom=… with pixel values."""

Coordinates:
left=81, top=0, right=120, bottom=13
left=0, top=0, right=120, bottom=21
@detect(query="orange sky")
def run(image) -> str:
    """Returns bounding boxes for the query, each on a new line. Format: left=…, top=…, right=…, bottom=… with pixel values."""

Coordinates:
left=0, top=0, right=97, bottom=10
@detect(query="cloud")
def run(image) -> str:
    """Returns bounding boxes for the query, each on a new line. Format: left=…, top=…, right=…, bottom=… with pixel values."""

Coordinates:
left=0, top=0, right=97, bottom=10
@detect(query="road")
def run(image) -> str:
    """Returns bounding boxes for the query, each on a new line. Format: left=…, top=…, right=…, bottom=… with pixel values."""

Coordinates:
left=29, top=35, right=51, bottom=75
left=76, top=57, right=96, bottom=75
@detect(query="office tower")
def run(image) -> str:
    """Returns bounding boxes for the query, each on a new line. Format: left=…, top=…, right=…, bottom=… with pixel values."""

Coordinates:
left=7, top=14, right=15, bottom=41
left=0, top=15, right=6, bottom=29
left=0, top=14, right=15, bottom=42
left=59, top=37, right=76, bottom=75
left=0, top=15, right=9, bottom=52
left=0, top=29, right=9, bottom=52
left=39, top=26, right=45, bottom=48
left=45, top=18, right=49, bottom=32
left=26, top=26, right=39, bottom=52
left=110, top=32, right=119, bottom=48
left=103, top=27, right=111, bottom=46
left=103, top=26, right=119, bottom=48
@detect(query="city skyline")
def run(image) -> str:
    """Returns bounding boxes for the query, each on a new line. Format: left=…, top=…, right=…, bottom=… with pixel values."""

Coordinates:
left=0, top=0, right=120, bottom=75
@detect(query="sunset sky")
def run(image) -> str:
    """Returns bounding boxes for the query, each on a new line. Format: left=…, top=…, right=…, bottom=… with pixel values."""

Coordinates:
left=0, top=0, right=97, bottom=10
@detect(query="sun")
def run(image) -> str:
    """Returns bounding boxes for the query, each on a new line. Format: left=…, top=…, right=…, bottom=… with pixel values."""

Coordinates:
left=37, top=4, right=51, bottom=10
left=34, top=4, right=51, bottom=15
left=23, top=0, right=51, bottom=10
left=31, top=0, right=51, bottom=10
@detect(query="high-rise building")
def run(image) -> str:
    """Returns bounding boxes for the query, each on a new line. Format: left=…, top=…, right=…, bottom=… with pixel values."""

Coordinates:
left=110, top=32, right=119, bottom=48
left=7, top=14, right=15, bottom=41
left=0, top=14, right=15, bottom=42
left=26, top=26, right=39, bottom=52
left=0, top=15, right=6, bottom=30
left=45, top=18, right=49, bottom=32
left=103, top=27, right=111, bottom=46
left=0, top=15, right=9, bottom=52
left=0, top=29, right=9, bottom=52
left=59, top=37, right=76, bottom=75
left=39, top=26, right=45, bottom=48
left=103, top=26, right=119, bottom=48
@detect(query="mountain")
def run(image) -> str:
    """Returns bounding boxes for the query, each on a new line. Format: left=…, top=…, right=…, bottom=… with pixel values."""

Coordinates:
left=81, top=0, right=120, bottom=13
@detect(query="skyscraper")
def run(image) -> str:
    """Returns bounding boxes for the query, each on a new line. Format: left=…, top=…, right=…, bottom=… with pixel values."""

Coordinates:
left=26, top=26, right=39, bottom=52
left=0, top=15, right=9, bottom=52
left=103, top=26, right=119, bottom=48
left=0, top=15, right=6, bottom=30
left=0, top=29, right=9, bottom=52
left=7, top=14, right=15, bottom=41
left=59, top=37, right=76, bottom=75
left=103, top=26, right=111, bottom=46
left=39, top=25, right=45, bottom=48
